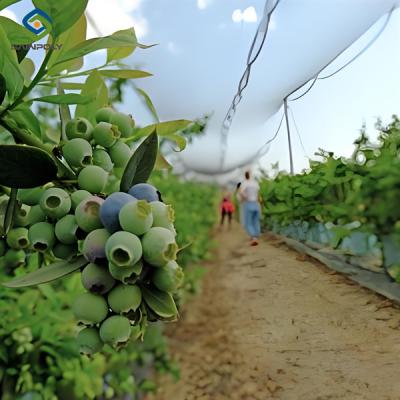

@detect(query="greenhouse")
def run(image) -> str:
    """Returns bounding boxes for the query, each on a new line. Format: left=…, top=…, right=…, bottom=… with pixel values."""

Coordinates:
left=0, top=0, right=399, bottom=399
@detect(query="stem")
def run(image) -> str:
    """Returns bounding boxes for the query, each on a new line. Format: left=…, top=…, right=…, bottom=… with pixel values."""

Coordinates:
left=0, top=49, right=55, bottom=117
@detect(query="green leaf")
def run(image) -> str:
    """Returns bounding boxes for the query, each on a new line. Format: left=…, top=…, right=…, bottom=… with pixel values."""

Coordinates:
left=39, top=82, right=85, bottom=90
left=57, top=81, right=71, bottom=142
left=156, top=120, right=192, bottom=136
left=47, top=15, right=87, bottom=75
left=19, top=58, right=35, bottom=84
left=155, top=153, right=172, bottom=170
left=164, top=133, right=186, bottom=151
left=100, top=69, right=152, bottom=79
left=0, top=74, right=6, bottom=105
left=0, top=25, right=24, bottom=99
left=54, top=28, right=137, bottom=66
left=120, top=131, right=158, bottom=192
left=0, top=0, right=22, bottom=11
left=142, top=285, right=178, bottom=319
left=0, top=145, right=57, bottom=188
left=3, top=188, right=17, bottom=234
left=106, top=27, right=138, bottom=63
left=9, top=103, right=42, bottom=138
left=0, top=17, right=37, bottom=45
left=136, top=88, right=159, bottom=122
left=33, top=0, right=88, bottom=37
left=3, top=256, right=87, bottom=288
left=32, top=93, right=93, bottom=104
left=75, top=71, right=108, bottom=125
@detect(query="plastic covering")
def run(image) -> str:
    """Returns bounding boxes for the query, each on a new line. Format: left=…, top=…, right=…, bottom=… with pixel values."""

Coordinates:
left=137, top=0, right=399, bottom=177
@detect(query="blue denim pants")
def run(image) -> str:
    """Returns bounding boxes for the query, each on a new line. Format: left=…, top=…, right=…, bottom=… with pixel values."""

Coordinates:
left=243, top=201, right=261, bottom=238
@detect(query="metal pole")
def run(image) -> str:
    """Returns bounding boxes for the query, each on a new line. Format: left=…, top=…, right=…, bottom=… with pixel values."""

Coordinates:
left=284, top=98, right=294, bottom=175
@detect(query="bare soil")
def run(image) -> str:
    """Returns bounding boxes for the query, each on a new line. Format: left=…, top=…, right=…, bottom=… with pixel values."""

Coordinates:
left=146, top=223, right=400, bottom=400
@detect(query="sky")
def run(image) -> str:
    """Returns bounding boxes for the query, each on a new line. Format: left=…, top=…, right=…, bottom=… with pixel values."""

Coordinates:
left=2, top=0, right=400, bottom=178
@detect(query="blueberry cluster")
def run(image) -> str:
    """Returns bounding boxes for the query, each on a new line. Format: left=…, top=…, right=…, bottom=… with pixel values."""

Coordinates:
left=0, top=107, right=184, bottom=354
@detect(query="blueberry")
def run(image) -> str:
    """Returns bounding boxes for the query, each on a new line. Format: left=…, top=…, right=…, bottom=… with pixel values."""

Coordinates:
left=6, top=227, right=29, bottom=249
left=128, top=183, right=160, bottom=202
left=108, top=141, right=132, bottom=168
left=107, top=284, right=142, bottom=313
left=81, top=263, right=115, bottom=294
left=99, top=315, right=131, bottom=345
left=82, top=229, right=110, bottom=263
left=28, top=222, right=56, bottom=252
left=62, top=138, right=93, bottom=168
left=77, top=327, right=103, bottom=355
left=105, top=231, right=142, bottom=267
left=78, top=166, right=108, bottom=194
left=93, top=148, right=114, bottom=172
left=92, top=122, right=120, bottom=148
left=66, top=117, right=93, bottom=141
left=99, top=192, right=136, bottom=233
left=55, top=214, right=78, bottom=245
left=119, top=200, right=153, bottom=236
left=73, top=292, right=108, bottom=325
left=75, top=196, right=104, bottom=232
left=39, top=188, right=71, bottom=219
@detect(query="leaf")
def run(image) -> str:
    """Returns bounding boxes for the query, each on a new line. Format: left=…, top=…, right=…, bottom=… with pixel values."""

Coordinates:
left=32, top=93, right=93, bottom=104
left=0, top=145, right=57, bottom=188
left=156, top=120, right=192, bottom=136
left=54, top=28, right=137, bottom=66
left=107, top=46, right=136, bottom=63
left=142, top=285, right=178, bottom=319
left=0, top=74, right=6, bottom=105
left=3, top=256, right=87, bottom=288
left=75, top=71, right=108, bottom=125
left=164, top=133, right=186, bottom=151
left=39, top=82, right=85, bottom=90
left=19, top=58, right=35, bottom=83
left=0, top=0, right=22, bottom=12
left=100, top=69, right=152, bottom=79
left=57, top=81, right=71, bottom=142
left=10, top=103, right=42, bottom=138
left=0, top=17, right=37, bottom=44
left=3, top=188, right=17, bottom=234
left=47, top=14, right=87, bottom=75
left=33, top=0, right=88, bottom=37
left=0, top=25, right=24, bottom=99
left=136, top=88, right=159, bottom=122
left=120, top=131, right=158, bottom=192
left=155, top=153, right=172, bottom=170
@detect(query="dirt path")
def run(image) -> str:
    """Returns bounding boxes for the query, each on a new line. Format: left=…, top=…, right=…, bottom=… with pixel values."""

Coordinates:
left=147, top=223, right=400, bottom=400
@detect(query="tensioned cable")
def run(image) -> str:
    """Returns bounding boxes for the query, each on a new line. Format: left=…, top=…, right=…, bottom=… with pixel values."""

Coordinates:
left=289, top=106, right=308, bottom=158
left=219, top=0, right=282, bottom=169
left=288, top=6, right=394, bottom=102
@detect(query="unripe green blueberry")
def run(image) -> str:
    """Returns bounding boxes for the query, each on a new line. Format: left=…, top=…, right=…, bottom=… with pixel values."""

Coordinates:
left=95, top=107, right=115, bottom=123
left=99, top=315, right=131, bottom=345
left=107, top=284, right=142, bottom=313
left=14, top=204, right=30, bottom=227
left=6, top=227, right=30, bottom=249
left=27, top=205, right=46, bottom=225
left=0, top=239, right=6, bottom=256
left=150, top=201, right=175, bottom=228
left=104, top=174, right=121, bottom=195
left=73, top=292, right=108, bottom=325
left=109, top=259, right=143, bottom=284
left=109, top=112, right=135, bottom=138
left=17, top=188, right=45, bottom=206
left=77, top=327, right=103, bottom=355
left=78, top=166, right=108, bottom=194
left=82, top=229, right=110, bottom=263
left=141, top=227, right=178, bottom=267
left=152, top=260, right=184, bottom=292
left=92, top=122, right=120, bottom=148
left=62, top=138, right=93, bottom=168
left=81, top=263, right=115, bottom=294
left=55, top=215, right=78, bottom=244
left=93, top=148, right=114, bottom=172
left=4, top=248, right=25, bottom=268
left=105, top=231, right=142, bottom=267
left=40, top=188, right=71, bottom=219
left=119, top=200, right=153, bottom=236
left=66, top=117, right=93, bottom=140
left=71, top=190, right=91, bottom=211
left=28, top=222, right=56, bottom=252
left=75, top=196, right=104, bottom=232
left=108, top=141, right=132, bottom=168
left=53, top=243, right=77, bottom=260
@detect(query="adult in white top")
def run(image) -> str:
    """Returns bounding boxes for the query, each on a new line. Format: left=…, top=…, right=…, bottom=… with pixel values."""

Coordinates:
left=239, top=171, right=261, bottom=246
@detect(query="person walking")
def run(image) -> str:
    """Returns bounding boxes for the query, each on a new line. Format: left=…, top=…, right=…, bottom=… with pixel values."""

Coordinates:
left=234, top=182, right=245, bottom=226
left=220, top=195, right=235, bottom=229
left=239, top=171, right=261, bottom=246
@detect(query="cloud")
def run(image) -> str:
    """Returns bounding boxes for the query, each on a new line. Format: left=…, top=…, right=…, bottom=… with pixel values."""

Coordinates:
left=0, top=9, right=17, bottom=22
left=232, top=6, right=258, bottom=23
left=86, top=0, right=148, bottom=39
left=197, top=0, right=212, bottom=10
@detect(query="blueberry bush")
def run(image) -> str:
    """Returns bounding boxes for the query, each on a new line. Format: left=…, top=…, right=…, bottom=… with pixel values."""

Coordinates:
left=0, top=1, right=218, bottom=398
